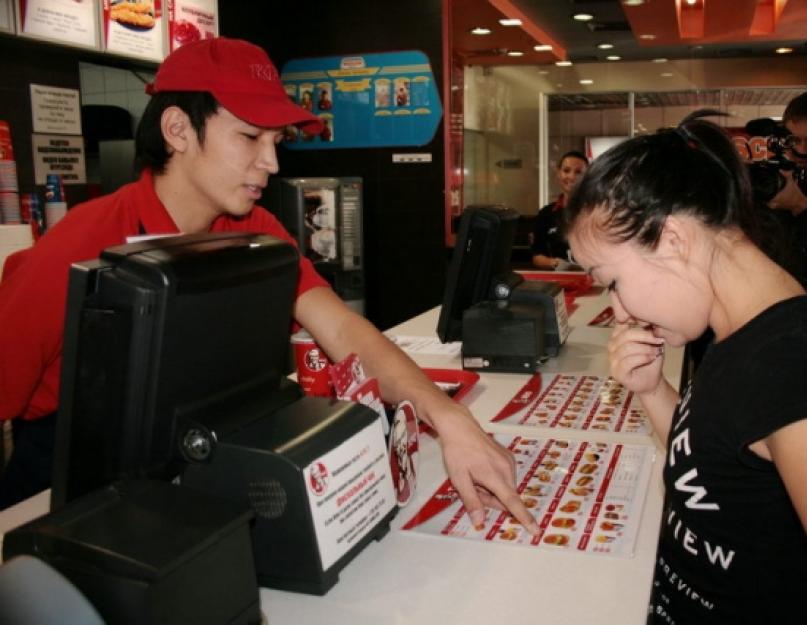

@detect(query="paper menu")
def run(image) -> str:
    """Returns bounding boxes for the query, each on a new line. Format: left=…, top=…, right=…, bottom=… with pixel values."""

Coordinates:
left=403, top=435, right=654, bottom=558
left=492, top=373, right=652, bottom=435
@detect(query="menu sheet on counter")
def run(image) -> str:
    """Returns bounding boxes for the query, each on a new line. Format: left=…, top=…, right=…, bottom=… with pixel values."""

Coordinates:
left=491, top=373, right=652, bottom=436
left=403, top=435, right=654, bottom=558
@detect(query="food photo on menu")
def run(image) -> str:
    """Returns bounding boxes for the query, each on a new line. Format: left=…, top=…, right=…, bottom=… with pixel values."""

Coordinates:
left=110, top=1, right=156, bottom=29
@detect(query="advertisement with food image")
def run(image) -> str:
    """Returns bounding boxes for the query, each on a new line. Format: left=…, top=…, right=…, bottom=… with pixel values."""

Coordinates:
left=403, top=435, right=655, bottom=558
left=104, top=0, right=165, bottom=61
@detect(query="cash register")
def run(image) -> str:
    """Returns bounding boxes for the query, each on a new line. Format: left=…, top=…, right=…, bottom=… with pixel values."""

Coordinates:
left=3, top=233, right=397, bottom=624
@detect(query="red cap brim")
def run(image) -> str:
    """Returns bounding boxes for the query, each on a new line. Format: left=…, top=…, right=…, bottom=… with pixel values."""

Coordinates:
left=214, top=91, right=324, bottom=135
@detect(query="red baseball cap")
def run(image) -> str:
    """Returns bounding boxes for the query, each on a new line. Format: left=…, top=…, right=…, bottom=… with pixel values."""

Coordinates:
left=145, top=37, right=324, bottom=135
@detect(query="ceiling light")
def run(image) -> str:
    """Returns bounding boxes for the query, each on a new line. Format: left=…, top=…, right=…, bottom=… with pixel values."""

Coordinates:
left=653, top=58, right=668, bottom=63
left=470, top=27, right=491, bottom=35
left=534, top=44, right=553, bottom=52
left=499, top=18, right=522, bottom=26
left=579, top=79, right=593, bottom=85
left=597, top=43, right=614, bottom=50
left=639, top=34, right=656, bottom=40
left=624, top=0, right=644, bottom=5
left=573, top=13, right=594, bottom=21
left=776, top=47, right=794, bottom=54
left=507, top=51, right=524, bottom=57
left=555, top=60, right=573, bottom=66
left=685, top=0, right=698, bottom=5
left=606, top=55, right=621, bottom=61
left=661, top=72, right=674, bottom=77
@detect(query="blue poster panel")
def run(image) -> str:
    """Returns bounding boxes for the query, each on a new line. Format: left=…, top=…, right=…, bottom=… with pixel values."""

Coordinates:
left=281, top=50, right=443, bottom=150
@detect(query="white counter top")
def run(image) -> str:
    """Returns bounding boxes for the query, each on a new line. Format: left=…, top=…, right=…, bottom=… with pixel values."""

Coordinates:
left=0, top=285, right=682, bottom=625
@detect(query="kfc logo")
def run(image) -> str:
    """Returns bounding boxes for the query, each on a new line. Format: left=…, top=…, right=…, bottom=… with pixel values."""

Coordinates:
left=305, top=347, right=328, bottom=372
left=249, top=63, right=279, bottom=81
left=308, top=462, right=330, bottom=496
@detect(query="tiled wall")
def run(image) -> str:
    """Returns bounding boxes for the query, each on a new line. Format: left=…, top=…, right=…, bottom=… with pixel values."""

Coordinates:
left=79, top=63, right=155, bottom=135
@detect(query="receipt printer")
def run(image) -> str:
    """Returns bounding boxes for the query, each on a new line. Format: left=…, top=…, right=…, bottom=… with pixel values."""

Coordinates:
left=460, top=280, right=570, bottom=373
left=461, top=299, right=546, bottom=373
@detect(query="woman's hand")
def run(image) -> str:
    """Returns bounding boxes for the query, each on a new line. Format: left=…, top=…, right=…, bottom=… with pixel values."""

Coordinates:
left=608, top=320, right=666, bottom=394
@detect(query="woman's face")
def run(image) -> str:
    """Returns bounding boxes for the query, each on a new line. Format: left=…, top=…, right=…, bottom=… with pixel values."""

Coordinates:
left=568, top=213, right=712, bottom=347
left=557, top=156, right=588, bottom=196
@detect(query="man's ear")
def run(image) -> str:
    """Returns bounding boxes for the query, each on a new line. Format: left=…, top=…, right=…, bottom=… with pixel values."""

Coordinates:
left=160, top=106, right=192, bottom=155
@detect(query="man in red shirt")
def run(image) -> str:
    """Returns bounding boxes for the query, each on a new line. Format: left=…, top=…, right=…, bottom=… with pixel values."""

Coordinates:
left=0, top=38, right=537, bottom=534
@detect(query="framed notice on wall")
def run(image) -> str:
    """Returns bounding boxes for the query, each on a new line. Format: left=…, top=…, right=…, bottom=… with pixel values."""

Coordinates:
left=15, top=0, right=100, bottom=49
left=0, top=0, right=15, bottom=33
left=102, top=0, right=166, bottom=62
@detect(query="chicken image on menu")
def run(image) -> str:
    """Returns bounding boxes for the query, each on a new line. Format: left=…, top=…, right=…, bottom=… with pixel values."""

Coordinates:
left=403, top=435, right=654, bottom=558
left=103, top=0, right=165, bottom=62
left=168, top=0, right=217, bottom=52
left=303, top=189, right=337, bottom=261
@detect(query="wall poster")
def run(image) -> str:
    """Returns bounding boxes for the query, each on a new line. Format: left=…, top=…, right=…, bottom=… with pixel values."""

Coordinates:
left=281, top=50, right=443, bottom=150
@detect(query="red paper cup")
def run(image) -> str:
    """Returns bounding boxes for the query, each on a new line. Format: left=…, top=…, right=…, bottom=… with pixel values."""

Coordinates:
left=291, top=330, right=333, bottom=397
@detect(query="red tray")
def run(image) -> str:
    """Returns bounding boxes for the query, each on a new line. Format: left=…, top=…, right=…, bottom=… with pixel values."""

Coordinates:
left=422, top=368, right=480, bottom=403
left=520, top=272, right=594, bottom=296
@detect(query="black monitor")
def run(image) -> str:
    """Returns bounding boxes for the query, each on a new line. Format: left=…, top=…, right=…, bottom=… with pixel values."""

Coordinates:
left=436, top=205, right=521, bottom=342
left=51, top=232, right=300, bottom=508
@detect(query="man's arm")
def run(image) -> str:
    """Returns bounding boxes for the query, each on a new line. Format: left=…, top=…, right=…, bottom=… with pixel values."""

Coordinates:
left=294, top=286, right=539, bottom=533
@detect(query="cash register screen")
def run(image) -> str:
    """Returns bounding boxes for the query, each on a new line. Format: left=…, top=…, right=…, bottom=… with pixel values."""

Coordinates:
left=436, top=205, right=520, bottom=342
left=51, top=233, right=299, bottom=509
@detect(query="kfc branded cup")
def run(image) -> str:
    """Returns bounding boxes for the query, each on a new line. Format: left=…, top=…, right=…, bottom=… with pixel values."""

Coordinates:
left=291, top=330, right=333, bottom=397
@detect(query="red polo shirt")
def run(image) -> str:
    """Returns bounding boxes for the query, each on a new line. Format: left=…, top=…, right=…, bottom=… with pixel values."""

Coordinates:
left=0, top=169, right=328, bottom=421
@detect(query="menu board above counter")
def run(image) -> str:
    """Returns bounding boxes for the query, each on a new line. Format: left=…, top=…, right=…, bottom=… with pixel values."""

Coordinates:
left=102, top=0, right=166, bottom=62
left=9, top=0, right=219, bottom=64
left=281, top=50, right=443, bottom=150
left=15, top=0, right=100, bottom=49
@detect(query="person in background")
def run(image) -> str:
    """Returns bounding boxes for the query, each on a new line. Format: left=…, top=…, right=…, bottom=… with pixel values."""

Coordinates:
left=531, top=150, right=588, bottom=269
left=783, top=91, right=807, bottom=167
left=562, top=114, right=807, bottom=624
left=0, top=38, right=539, bottom=537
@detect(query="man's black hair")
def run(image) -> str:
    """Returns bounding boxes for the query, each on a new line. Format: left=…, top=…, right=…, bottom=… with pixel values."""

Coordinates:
left=134, top=91, right=220, bottom=174
left=558, top=150, right=589, bottom=166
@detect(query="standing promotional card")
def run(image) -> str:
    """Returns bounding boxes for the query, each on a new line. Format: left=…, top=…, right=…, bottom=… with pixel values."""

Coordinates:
left=403, top=435, right=654, bottom=558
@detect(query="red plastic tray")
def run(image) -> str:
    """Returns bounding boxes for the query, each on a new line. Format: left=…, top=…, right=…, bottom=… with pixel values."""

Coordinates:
left=520, top=272, right=594, bottom=296
left=422, top=368, right=480, bottom=403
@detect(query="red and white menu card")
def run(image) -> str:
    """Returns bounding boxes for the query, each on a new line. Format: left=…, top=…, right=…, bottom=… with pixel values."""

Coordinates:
left=167, top=0, right=217, bottom=52
left=492, top=373, right=652, bottom=436
left=403, top=435, right=654, bottom=558
left=102, top=0, right=166, bottom=62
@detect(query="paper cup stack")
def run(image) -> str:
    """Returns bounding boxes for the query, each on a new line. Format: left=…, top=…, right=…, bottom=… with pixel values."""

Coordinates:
left=0, top=121, right=20, bottom=225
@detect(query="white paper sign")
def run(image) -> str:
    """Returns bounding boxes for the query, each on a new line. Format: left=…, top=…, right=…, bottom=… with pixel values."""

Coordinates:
left=32, top=134, right=86, bottom=184
left=30, top=84, right=82, bottom=135
left=304, top=418, right=395, bottom=571
left=17, top=0, right=99, bottom=48
left=0, top=0, right=14, bottom=33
